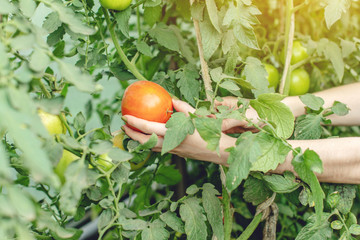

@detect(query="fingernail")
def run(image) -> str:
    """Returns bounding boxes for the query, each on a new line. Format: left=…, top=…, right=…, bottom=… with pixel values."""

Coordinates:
left=121, top=116, right=127, bottom=123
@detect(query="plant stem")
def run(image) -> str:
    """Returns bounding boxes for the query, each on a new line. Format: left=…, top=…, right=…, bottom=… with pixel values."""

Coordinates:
left=222, top=185, right=232, bottom=240
left=236, top=212, right=263, bottom=240
left=192, top=18, right=213, bottom=101
left=38, top=79, right=52, bottom=99
left=59, top=113, right=74, bottom=138
left=103, top=8, right=147, bottom=81
left=279, top=0, right=295, bottom=95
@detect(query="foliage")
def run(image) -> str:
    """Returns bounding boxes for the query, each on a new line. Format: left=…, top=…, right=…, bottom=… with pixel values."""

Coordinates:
left=0, top=0, right=359, bottom=239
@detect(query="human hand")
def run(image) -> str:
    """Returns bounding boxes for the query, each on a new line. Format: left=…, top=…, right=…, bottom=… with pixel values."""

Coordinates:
left=214, top=96, right=259, bottom=134
left=121, top=99, right=235, bottom=165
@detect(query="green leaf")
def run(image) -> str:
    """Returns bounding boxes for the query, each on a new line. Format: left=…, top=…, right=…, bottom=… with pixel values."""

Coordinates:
left=42, top=0, right=95, bottom=35
left=162, top=112, right=195, bottom=155
left=19, top=0, right=36, bottom=18
left=349, top=224, right=360, bottom=235
left=300, top=94, right=325, bottom=111
left=340, top=39, right=356, bottom=58
left=295, top=213, right=332, bottom=240
left=323, top=40, right=344, bottom=82
left=43, top=12, right=62, bottom=33
left=294, top=114, right=323, bottom=140
left=160, top=211, right=185, bottom=233
left=263, top=173, right=300, bottom=194
left=243, top=175, right=273, bottom=205
left=324, top=0, right=350, bottom=29
left=144, top=6, right=162, bottom=27
left=292, top=149, right=325, bottom=222
left=98, top=209, right=113, bottom=230
left=331, top=220, right=343, bottom=230
left=250, top=93, right=295, bottom=139
left=199, top=11, right=222, bottom=60
left=154, top=165, right=182, bottom=185
left=186, top=185, right=199, bottom=195
left=226, top=132, right=262, bottom=191
left=0, top=143, right=10, bottom=178
left=180, top=197, right=208, bottom=240
left=115, top=7, right=131, bottom=38
left=176, top=64, right=200, bottom=106
left=141, top=219, right=170, bottom=240
left=134, top=133, right=158, bottom=151
left=29, top=48, right=50, bottom=73
left=57, top=60, right=97, bottom=92
left=149, top=23, right=180, bottom=52
left=136, top=41, right=153, bottom=57
left=8, top=187, right=36, bottom=221
left=327, top=191, right=340, bottom=209
left=251, top=133, right=291, bottom=172
left=327, top=185, right=356, bottom=214
left=205, top=0, right=221, bottom=33
left=0, top=0, right=16, bottom=14
left=74, top=112, right=86, bottom=132
left=202, top=183, right=224, bottom=240
left=118, top=218, right=148, bottom=231
left=243, top=57, right=269, bottom=97
left=195, top=118, right=222, bottom=153
left=332, top=101, right=349, bottom=116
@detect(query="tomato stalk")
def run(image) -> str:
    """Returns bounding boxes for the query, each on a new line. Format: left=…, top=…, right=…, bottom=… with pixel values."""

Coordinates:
left=103, top=8, right=147, bottom=81
left=279, top=0, right=295, bottom=95
left=222, top=185, right=233, bottom=240
left=236, top=212, right=263, bottom=240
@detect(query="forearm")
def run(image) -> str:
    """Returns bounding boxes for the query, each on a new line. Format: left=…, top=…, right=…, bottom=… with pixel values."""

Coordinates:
left=282, top=82, right=360, bottom=126
left=273, top=137, right=360, bottom=184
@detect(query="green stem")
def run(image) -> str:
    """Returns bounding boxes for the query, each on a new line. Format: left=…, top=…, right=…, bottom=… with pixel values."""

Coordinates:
left=132, top=0, right=146, bottom=9
left=236, top=212, right=263, bottom=240
left=59, top=113, right=74, bottom=138
left=76, top=127, right=101, bottom=141
left=103, top=8, right=147, bottom=81
left=38, top=79, right=52, bottom=99
left=223, top=185, right=232, bottom=240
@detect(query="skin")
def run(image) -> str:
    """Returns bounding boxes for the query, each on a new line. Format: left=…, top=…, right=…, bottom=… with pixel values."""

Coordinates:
left=122, top=82, right=360, bottom=184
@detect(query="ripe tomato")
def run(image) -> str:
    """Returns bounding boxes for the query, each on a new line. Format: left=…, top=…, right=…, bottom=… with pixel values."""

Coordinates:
left=281, top=41, right=309, bottom=65
left=289, top=68, right=310, bottom=96
left=264, top=63, right=280, bottom=89
left=121, top=81, right=173, bottom=130
left=100, top=0, right=132, bottom=11
left=55, top=150, right=79, bottom=183
left=38, top=109, right=66, bottom=135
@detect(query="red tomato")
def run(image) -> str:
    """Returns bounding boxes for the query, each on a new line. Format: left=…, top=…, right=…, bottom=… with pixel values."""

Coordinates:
left=121, top=81, right=173, bottom=130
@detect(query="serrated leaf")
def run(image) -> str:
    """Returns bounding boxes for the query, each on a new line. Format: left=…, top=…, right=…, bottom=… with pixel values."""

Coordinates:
left=149, top=23, right=180, bottom=52
left=243, top=57, right=269, bottom=97
left=141, top=219, right=169, bottom=240
left=119, top=218, right=148, bottom=231
left=205, top=0, right=221, bottom=33
left=19, top=0, right=36, bottom=18
left=154, top=165, right=182, bottom=185
left=292, top=149, right=325, bottom=222
left=226, top=132, right=262, bottom=191
left=98, top=209, right=113, bottom=230
left=324, top=0, right=350, bottom=29
left=202, top=183, right=224, bottom=240
left=180, top=198, right=208, bottom=240
left=294, top=114, right=323, bottom=140
left=250, top=93, right=295, bottom=139
left=263, top=174, right=300, bottom=194
left=323, top=40, right=344, bottom=82
left=136, top=41, right=153, bottom=57
left=176, top=64, right=200, bottom=106
left=43, top=12, right=62, bottom=33
left=300, top=94, right=324, bottom=111
left=327, top=185, right=356, bottom=214
left=332, top=101, right=349, bottom=116
left=243, top=175, right=273, bottom=205
left=115, top=8, right=131, bottom=38
left=199, top=11, right=222, bottom=60
left=195, top=118, right=222, bottom=153
left=186, top=184, right=199, bottom=195
left=251, top=133, right=291, bottom=172
left=160, top=211, right=185, bottom=233
left=295, top=213, right=332, bottom=240
left=162, top=112, right=195, bottom=155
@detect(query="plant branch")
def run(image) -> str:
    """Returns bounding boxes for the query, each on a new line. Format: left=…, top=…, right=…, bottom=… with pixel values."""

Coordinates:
left=237, top=212, right=263, bottom=240
left=192, top=18, right=213, bottom=101
left=279, top=0, right=295, bottom=95
left=103, top=8, right=147, bottom=81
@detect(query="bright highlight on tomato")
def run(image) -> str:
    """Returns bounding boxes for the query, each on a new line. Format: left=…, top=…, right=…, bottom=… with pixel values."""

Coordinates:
left=121, top=81, right=173, bottom=130
left=289, top=68, right=310, bottom=96
left=100, top=0, right=132, bottom=11
left=38, top=109, right=66, bottom=135
left=264, top=63, right=280, bottom=89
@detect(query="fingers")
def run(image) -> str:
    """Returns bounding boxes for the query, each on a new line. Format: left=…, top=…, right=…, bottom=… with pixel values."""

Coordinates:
left=172, top=99, right=195, bottom=116
left=122, top=125, right=163, bottom=152
left=214, top=96, right=238, bottom=109
left=122, top=115, right=167, bottom=136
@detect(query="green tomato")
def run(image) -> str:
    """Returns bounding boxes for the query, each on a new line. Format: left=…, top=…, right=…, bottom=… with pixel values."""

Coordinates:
left=264, top=63, right=280, bottom=89
left=96, top=154, right=114, bottom=172
left=289, top=68, right=310, bottom=96
left=100, top=0, right=132, bottom=11
left=55, top=150, right=79, bottom=183
left=281, top=41, right=309, bottom=65
left=38, top=109, right=66, bottom=135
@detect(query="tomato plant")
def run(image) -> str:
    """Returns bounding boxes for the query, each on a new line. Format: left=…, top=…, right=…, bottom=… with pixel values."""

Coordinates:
left=1, top=0, right=360, bottom=240
left=100, top=0, right=132, bottom=11
left=289, top=68, right=310, bottom=96
left=121, top=81, right=173, bottom=129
